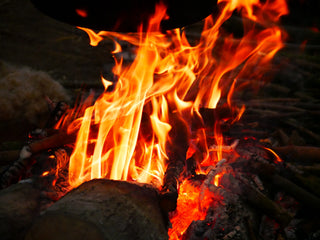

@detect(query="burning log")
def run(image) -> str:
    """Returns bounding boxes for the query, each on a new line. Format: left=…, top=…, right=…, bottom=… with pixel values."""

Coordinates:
left=160, top=112, right=190, bottom=212
left=26, top=179, right=168, bottom=240
left=0, top=182, right=41, bottom=240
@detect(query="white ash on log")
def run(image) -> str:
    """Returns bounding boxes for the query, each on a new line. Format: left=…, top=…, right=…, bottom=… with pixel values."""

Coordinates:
left=26, top=179, right=168, bottom=240
left=0, top=182, right=41, bottom=240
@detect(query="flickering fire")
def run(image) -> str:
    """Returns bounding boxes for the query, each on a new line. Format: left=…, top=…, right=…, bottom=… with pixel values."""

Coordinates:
left=57, top=0, right=288, bottom=238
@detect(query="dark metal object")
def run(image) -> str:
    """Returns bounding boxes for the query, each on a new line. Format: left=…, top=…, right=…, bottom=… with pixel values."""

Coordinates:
left=31, top=0, right=215, bottom=32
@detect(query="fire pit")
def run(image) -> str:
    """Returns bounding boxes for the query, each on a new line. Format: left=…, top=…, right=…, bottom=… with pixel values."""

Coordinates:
left=1, top=0, right=320, bottom=240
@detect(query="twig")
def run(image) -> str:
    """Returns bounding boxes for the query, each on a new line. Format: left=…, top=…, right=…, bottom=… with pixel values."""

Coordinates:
left=283, top=119, right=320, bottom=142
left=0, top=131, right=76, bottom=189
left=28, top=130, right=76, bottom=154
left=272, top=146, right=320, bottom=163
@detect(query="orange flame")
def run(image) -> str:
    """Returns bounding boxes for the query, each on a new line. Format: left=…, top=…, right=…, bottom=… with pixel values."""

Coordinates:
left=63, top=4, right=288, bottom=236
left=168, top=179, right=209, bottom=239
left=52, top=0, right=290, bottom=238
left=264, top=147, right=283, bottom=163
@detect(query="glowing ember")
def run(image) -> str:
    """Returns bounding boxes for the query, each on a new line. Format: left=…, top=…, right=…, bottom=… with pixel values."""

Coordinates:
left=55, top=0, right=288, bottom=238
left=264, top=147, right=283, bottom=163
left=168, top=179, right=209, bottom=240
left=75, top=8, right=88, bottom=18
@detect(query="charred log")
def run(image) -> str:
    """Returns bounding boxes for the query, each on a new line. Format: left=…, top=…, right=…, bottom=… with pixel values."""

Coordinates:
left=160, top=112, right=190, bottom=212
left=26, top=179, right=168, bottom=240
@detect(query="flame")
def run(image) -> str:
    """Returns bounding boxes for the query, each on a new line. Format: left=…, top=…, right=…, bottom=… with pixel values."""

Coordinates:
left=264, top=147, right=283, bottom=163
left=58, top=0, right=288, bottom=236
left=42, top=171, right=50, bottom=177
left=168, top=179, right=209, bottom=240
left=214, top=173, right=223, bottom=186
left=67, top=0, right=287, bottom=189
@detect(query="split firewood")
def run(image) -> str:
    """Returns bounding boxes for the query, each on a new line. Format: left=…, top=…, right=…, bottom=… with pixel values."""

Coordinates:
left=0, top=182, right=41, bottom=240
left=270, top=174, right=320, bottom=211
left=220, top=173, right=293, bottom=227
left=284, top=168, right=320, bottom=197
left=245, top=160, right=320, bottom=211
left=26, top=179, right=168, bottom=240
left=272, top=146, right=320, bottom=163
left=283, top=119, right=320, bottom=143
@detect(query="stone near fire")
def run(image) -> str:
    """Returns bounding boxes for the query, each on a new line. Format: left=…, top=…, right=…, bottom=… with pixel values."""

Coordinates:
left=0, top=182, right=41, bottom=240
left=26, top=179, right=168, bottom=240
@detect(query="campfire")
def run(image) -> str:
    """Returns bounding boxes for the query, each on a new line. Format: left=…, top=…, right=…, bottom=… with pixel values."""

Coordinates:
left=1, top=0, right=320, bottom=239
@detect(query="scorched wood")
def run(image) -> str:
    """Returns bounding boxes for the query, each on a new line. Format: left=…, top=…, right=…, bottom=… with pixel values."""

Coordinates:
left=26, top=179, right=168, bottom=240
left=160, top=112, right=189, bottom=212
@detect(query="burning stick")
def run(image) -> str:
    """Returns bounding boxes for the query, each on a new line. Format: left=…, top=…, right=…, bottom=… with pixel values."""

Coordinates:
left=160, top=112, right=190, bottom=212
left=0, top=130, right=76, bottom=189
left=28, top=130, right=76, bottom=154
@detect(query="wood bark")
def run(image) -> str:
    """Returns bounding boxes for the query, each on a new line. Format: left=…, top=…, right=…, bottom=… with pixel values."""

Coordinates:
left=26, top=179, right=168, bottom=240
